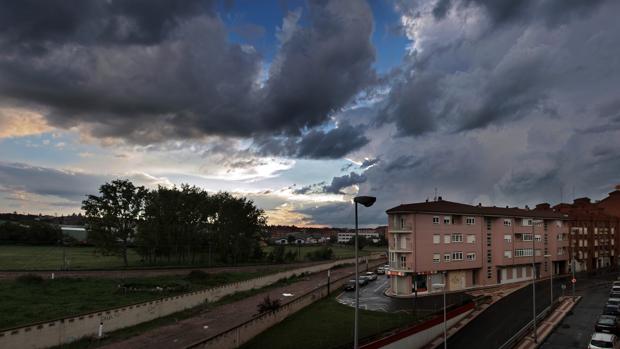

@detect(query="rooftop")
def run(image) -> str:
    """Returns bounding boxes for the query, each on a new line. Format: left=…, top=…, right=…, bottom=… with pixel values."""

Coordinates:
left=386, top=199, right=566, bottom=219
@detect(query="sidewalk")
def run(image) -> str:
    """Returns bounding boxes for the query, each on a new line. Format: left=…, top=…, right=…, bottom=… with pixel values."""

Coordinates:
left=513, top=297, right=581, bottom=349
left=99, top=261, right=383, bottom=349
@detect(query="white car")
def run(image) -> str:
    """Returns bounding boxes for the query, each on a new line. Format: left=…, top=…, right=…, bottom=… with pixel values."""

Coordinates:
left=363, top=272, right=377, bottom=281
left=589, top=332, right=620, bottom=349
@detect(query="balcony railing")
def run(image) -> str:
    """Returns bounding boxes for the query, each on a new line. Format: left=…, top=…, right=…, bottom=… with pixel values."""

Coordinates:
left=390, top=225, right=412, bottom=232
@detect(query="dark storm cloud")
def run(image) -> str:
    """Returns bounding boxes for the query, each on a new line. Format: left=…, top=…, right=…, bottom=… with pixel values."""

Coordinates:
left=430, top=0, right=606, bottom=28
left=0, top=162, right=169, bottom=202
left=0, top=0, right=375, bottom=159
left=323, top=172, right=367, bottom=194
left=360, top=158, right=379, bottom=169
left=255, top=123, right=369, bottom=159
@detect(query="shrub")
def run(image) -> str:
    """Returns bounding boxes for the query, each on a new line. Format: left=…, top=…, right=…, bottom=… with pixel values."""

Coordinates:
left=16, top=273, right=44, bottom=285
left=185, top=270, right=209, bottom=282
left=257, top=296, right=281, bottom=314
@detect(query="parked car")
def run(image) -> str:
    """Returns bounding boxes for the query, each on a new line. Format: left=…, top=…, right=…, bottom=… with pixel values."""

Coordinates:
left=612, top=286, right=620, bottom=293
left=596, top=315, right=620, bottom=335
left=363, top=272, right=378, bottom=281
left=358, top=277, right=369, bottom=286
left=608, top=298, right=620, bottom=307
left=344, top=281, right=356, bottom=291
left=611, top=291, right=620, bottom=299
left=613, top=281, right=620, bottom=287
left=589, top=332, right=620, bottom=349
left=376, top=267, right=385, bottom=275
left=604, top=305, right=620, bottom=316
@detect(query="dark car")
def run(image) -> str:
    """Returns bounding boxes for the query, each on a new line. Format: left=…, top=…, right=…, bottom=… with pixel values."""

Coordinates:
left=611, top=291, right=620, bottom=298
left=358, top=277, right=369, bottom=286
left=608, top=298, right=620, bottom=307
left=596, top=315, right=620, bottom=334
left=604, top=304, right=620, bottom=316
left=344, top=281, right=356, bottom=291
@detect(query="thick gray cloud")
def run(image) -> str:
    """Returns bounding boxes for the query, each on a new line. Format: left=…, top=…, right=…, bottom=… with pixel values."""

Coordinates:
left=255, top=123, right=369, bottom=159
left=0, top=0, right=374, bottom=159
left=360, top=158, right=379, bottom=169
left=0, top=162, right=170, bottom=203
left=323, top=172, right=367, bottom=194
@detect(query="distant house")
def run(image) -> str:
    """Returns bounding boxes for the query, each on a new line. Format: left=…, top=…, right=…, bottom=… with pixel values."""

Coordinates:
left=293, top=238, right=305, bottom=244
left=60, top=225, right=88, bottom=244
left=273, top=238, right=288, bottom=245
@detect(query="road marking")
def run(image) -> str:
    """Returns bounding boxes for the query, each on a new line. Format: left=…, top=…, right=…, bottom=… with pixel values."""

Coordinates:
left=374, top=280, right=388, bottom=293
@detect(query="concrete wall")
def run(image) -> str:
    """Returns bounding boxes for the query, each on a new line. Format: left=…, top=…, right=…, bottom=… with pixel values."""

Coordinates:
left=185, top=259, right=386, bottom=349
left=360, top=302, right=475, bottom=349
left=0, top=255, right=384, bottom=349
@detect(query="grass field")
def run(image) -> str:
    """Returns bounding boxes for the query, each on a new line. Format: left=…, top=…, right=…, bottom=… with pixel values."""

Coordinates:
left=0, top=270, right=265, bottom=329
left=0, top=245, right=385, bottom=270
left=262, top=245, right=381, bottom=261
left=241, top=295, right=424, bottom=349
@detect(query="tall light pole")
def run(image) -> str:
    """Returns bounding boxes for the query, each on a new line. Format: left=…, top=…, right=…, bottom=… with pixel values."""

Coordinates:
left=353, top=196, right=376, bottom=349
left=531, top=219, right=544, bottom=344
left=432, top=275, right=447, bottom=349
left=544, top=254, right=552, bottom=306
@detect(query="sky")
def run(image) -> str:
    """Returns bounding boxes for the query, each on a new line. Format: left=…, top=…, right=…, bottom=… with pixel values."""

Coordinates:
left=0, top=0, right=619, bottom=227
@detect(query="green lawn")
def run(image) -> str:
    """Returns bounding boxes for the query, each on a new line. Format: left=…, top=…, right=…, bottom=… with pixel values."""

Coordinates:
left=262, top=245, right=376, bottom=261
left=0, top=271, right=264, bottom=329
left=241, top=295, right=424, bottom=349
left=0, top=245, right=144, bottom=270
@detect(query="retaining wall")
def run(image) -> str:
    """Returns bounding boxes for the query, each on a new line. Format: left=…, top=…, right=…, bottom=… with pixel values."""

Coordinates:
left=185, top=259, right=386, bottom=349
left=0, top=255, right=383, bottom=349
left=360, top=302, right=475, bottom=349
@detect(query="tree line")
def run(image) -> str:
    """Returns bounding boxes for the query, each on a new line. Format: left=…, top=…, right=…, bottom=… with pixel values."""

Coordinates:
left=82, top=179, right=267, bottom=266
left=0, top=221, right=62, bottom=245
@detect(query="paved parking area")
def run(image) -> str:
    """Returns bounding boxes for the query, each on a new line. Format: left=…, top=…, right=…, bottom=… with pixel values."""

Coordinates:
left=541, top=278, right=613, bottom=348
left=336, top=274, right=472, bottom=314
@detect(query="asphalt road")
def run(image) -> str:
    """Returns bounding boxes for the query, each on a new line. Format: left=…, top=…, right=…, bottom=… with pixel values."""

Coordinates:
left=336, top=274, right=472, bottom=314
left=447, top=276, right=569, bottom=349
left=541, top=276, right=614, bottom=348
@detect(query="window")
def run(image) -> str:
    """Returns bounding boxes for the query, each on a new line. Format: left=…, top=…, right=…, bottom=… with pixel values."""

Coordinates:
left=444, top=254, right=451, bottom=262
left=466, top=252, right=476, bottom=261
left=433, top=216, right=440, bottom=224
left=433, top=234, right=440, bottom=244
left=466, top=217, right=475, bottom=225
left=399, top=255, right=407, bottom=269
left=535, top=249, right=542, bottom=256
left=504, top=250, right=512, bottom=258
left=556, top=220, right=563, bottom=228
left=504, top=234, right=512, bottom=243
left=534, top=235, right=541, bottom=242
left=467, top=235, right=476, bottom=243
left=444, top=216, right=452, bottom=224
left=433, top=254, right=440, bottom=263
left=451, top=233, right=463, bottom=243
left=521, top=233, right=533, bottom=241
left=452, top=251, right=464, bottom=261
left=444, top=235, right=451, bottom=244
left=522, top=218, right=533, bottom=226
left=503, top=219, right=512, bottom=227
left=515, top=248, right=533, bottom=257
left=400, top=217, right=406, bottom=229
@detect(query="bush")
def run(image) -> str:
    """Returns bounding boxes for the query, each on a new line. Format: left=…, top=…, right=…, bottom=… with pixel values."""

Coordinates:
left=257, top=296, right=281, bottom=314
left=306, top=247, right=334, bottom=261
left=16, top=273, right=44, bottom=285
left=185, top=270, right=209, bottom=282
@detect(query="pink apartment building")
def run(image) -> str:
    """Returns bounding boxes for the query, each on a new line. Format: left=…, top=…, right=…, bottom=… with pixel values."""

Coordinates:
left=386, top=198, right=570, bottom=296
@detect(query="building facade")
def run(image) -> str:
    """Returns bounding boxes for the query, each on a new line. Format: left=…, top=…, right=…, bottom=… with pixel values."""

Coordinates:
left=337, top=229, right=380, bottom=243
left=386, top=199, right=569, bottom=296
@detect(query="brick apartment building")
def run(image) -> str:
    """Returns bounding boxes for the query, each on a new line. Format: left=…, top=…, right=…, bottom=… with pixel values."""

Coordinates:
left=552, top=186, right=620, bottom=273
left=386, top=198, right=570, bottom=296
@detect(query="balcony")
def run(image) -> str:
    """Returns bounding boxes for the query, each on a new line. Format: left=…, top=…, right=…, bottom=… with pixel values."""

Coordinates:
left=390, top=225, right=412, bottom=233
left=388, top=262, right=412, bottom=273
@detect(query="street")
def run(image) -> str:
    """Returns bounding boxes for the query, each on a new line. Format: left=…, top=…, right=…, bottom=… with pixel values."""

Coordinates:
left=541, top=275, right=615, bottom=348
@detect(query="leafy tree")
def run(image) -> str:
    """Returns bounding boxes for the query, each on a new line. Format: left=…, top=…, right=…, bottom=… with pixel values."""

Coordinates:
left=271, top=245, right=285, bottom=263
left=82, top=179, right=147, bottom=266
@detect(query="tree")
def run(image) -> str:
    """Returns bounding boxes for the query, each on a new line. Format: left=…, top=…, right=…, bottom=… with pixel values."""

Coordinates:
left=82, top=179, right=147, bottom=266
left=257, top=296, right=281, bottom=314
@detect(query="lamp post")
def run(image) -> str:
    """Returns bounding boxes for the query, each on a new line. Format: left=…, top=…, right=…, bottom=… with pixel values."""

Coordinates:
left=353, top=195, right=376, bottom=349
left=544, top=254, right=553, bottom=306
left=432, top=276, right=447, bottom=349
left=531, top=219, right=544, bottom=344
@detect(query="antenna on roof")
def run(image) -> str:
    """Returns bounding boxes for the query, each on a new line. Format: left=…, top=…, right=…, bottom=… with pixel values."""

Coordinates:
left=434, top=188, right=438, bottom=201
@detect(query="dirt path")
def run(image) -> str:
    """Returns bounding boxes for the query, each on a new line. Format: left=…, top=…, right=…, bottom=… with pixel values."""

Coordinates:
left=0, top=261, right=327, bottom=280
left=99, top=261, right=385, bottom=349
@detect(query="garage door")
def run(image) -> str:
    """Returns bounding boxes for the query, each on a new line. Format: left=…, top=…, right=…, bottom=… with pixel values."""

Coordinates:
left=448, top=270, right=466, bottom=290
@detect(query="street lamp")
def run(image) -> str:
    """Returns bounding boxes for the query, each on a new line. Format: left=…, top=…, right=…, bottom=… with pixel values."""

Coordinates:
left=544, top=254, right=553, bottom=307
left=353, top=196, right=376, bottom=349
left=432, top=276, right=447, bottom=349
left=531, top=219, right=544, bottom=344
